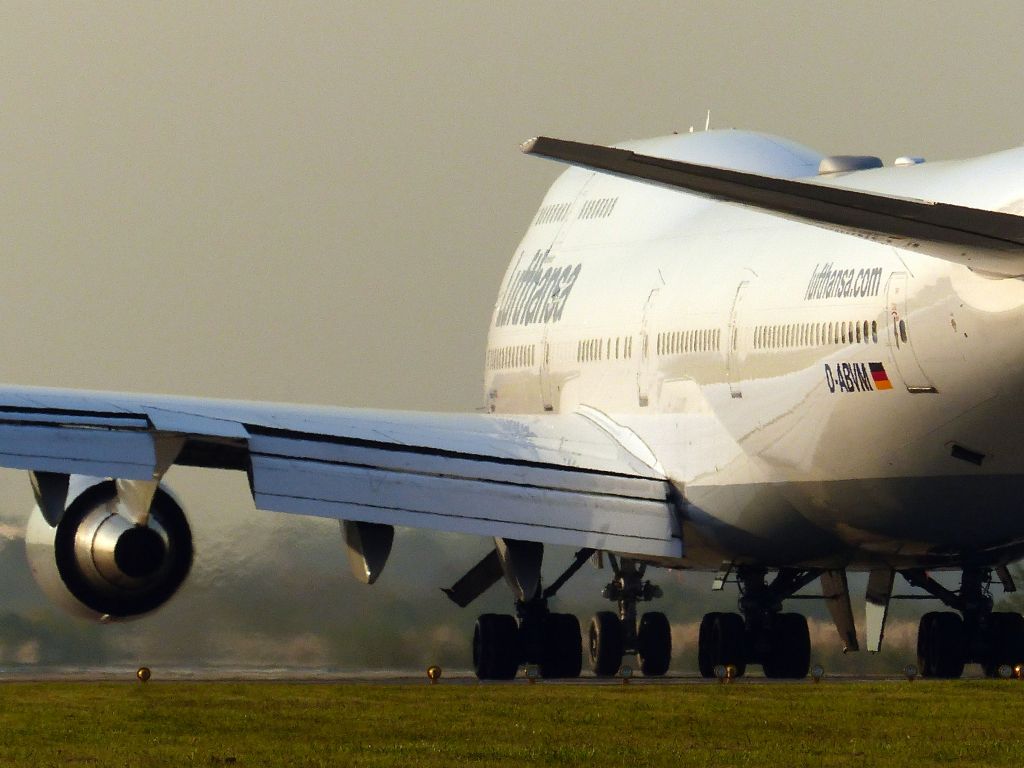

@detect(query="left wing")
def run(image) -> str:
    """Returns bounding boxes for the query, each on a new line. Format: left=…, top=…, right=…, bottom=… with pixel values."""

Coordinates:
left=0, top=385, right=680, bottom=558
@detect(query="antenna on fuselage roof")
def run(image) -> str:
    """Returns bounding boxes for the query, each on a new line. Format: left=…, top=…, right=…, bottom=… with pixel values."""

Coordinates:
left=688, top=110, right=712, bottom=133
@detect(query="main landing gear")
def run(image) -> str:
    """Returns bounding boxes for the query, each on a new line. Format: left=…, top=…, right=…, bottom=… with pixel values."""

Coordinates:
left=472, top=601, right=583, bottom=680
left=449, top=542, right=673, bottom=680
left=904, top=568, right=1024, bottom=678
left=697, top=567, right=818, bottom=679
left=464, top=542, right=592, bottom=681
left=588, top=555, right=672, bottom=677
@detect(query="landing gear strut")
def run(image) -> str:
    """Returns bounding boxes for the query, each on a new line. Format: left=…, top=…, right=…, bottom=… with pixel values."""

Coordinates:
left=903, top=568, right=1024, bottom=678
left=587, top=555, right=672, bottom=677
left=697, top=567, right=818, bottom=679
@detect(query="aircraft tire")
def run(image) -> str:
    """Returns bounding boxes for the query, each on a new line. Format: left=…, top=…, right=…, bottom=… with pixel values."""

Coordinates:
left=697, top=612, right=721, bottom=677
left=917, top=611, right=966, bottom=679
left=638, top=611, right=672, bottom=676
left=589, top=611, right=624, bottom=677
left=983, top=612, right=1024, bottom=677
left=698, top=611, right=746, bottom=678
left=762, top=613, right=810, bottom=679
left=540, top=613, right=582, bottom=679
left=473, top=613, right=519, bottom=680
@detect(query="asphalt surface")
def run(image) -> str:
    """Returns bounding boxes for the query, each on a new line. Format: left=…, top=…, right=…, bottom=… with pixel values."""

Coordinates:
left=0, top=668, right=982, bottom=684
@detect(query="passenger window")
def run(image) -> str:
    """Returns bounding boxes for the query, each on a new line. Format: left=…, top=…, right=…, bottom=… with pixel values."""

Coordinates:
left=856, top=323, right=862, bottom=343
left=899, top=319, right=908, bottom=343
left=871, top=320, right=878, bottom=343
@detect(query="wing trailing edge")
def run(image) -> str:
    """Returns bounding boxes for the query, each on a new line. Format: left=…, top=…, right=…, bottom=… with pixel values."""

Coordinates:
left=522, top=136, right=1024, bottom=278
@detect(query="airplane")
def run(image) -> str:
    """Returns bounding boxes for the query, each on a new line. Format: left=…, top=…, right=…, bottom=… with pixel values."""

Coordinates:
left=8, top=125, right=1024, bottom=681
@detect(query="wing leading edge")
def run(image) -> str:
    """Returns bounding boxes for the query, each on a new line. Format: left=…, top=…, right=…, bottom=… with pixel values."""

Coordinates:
left=0, top=385, right=680, bottom=558
left=522, top=136, right=1024, bottom=278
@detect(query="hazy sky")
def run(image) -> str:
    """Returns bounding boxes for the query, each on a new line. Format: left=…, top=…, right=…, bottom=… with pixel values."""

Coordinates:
left=0, top=1, right=1023, bottom=666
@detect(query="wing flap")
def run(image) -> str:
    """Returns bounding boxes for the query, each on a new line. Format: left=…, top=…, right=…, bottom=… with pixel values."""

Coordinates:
left=0, top=423, right=163, bottom=479
left=249, top=430, right=678, bottom=557
left=250, top=455, right=678, bottom=556
left=523, top=136, right=1024, bottom=277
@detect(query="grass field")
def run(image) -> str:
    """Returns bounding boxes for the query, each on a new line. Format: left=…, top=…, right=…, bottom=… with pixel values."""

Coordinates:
left=0, top=678, right=1020, bottom=767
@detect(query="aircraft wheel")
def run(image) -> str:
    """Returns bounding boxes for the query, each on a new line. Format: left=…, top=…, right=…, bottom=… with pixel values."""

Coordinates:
left=698, top=611, right=746, bottom=678
left=762, top=613, right=810, bottom=679
left=638, top=611, right=672, bottom=676
left=589, top=611, right=624, bottom=676
left=473, top=613, right=519, bottom=680
left=540, top=613, right=582, bottom=679
left=918, top=611, right=966, bottom=679
left=697, top=612, right=720, bottom=677
left=983, top=612, right=1024, bottom=677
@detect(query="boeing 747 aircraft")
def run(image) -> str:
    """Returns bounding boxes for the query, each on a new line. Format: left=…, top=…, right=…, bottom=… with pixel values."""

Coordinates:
left=9, top=128, right=1024, bottom=680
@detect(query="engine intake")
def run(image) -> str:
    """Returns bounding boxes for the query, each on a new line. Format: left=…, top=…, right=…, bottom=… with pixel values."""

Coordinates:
left=27, top=477, right=193, bottom=620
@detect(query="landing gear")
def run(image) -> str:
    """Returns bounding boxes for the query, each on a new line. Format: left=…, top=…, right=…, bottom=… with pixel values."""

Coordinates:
left=904, top=568, right=1024, bottom=678
left=697, top=567, right=817, bottom=679
left=467, top=543, right=592, bottom=680
left=587, top=556, right=672, bottom=677
left=458, top=543, right=671, bottom=680
left=471, top=603, right=584, bottom=680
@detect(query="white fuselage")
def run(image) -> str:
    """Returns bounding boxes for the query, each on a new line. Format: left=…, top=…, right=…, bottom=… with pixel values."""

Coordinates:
left=485, top=130, right=1024, bottom=572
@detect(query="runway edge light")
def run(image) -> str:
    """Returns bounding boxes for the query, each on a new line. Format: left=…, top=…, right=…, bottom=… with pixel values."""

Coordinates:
left=427, top=665, right=442, bottom=684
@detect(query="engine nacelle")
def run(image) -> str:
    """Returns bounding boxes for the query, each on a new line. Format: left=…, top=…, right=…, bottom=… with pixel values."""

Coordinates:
left=26, top=476, right=193, bottom=621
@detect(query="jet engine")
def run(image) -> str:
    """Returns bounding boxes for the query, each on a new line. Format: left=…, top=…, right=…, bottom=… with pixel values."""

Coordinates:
left=25, top=476, right=193, bottom=620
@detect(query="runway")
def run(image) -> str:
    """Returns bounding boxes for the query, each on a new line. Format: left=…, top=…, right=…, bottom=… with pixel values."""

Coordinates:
left=0, top=666, right=995, bottom=684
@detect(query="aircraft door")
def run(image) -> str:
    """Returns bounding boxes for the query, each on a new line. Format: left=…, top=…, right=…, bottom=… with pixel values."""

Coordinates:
left=539, top=330, right=554, bottom=411
left=637, top=288, right=660, bottom=407
left=886, top=272, right=937, bottom=393
left=536, top=178, right=597, bottom=412
left=727, top=281, right=750, bottom=398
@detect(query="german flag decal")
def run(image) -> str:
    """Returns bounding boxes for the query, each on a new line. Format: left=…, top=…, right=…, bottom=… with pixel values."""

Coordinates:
left=825, top=362, right=894, bottom=393
left=869, top=362, right=893, bottom=390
